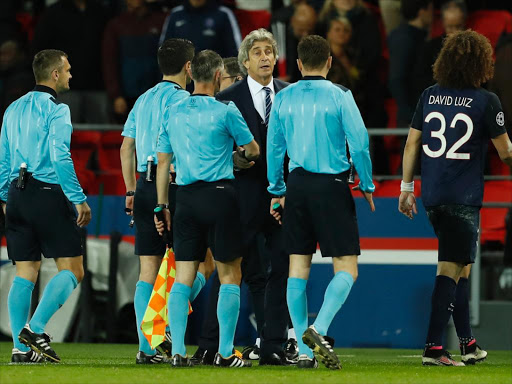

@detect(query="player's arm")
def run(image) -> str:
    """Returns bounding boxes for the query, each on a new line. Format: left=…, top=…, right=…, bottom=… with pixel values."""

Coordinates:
left=492, top=132, right=512, bottom=166
left=154, top=112, right=173, bottom=234
left=49, top=105, right=91, bottom=227
left=399, top=128, right=422, bottom=219
left=120, top=107, right=137, bottom=216
left=225, top=101, right=260, bottom=161
left=0, top=115, right=11, bottom=208
left=266, top=96, right=288, bottom=223
left=341, top=90, right=375, bottom=212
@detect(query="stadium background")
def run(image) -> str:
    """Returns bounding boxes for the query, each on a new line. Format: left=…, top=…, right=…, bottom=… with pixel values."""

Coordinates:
left=0, top=0, right=511, bottom=354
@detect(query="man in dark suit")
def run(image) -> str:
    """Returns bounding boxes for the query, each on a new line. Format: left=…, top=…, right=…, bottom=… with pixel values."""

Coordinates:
left=191, top=28, right=296, bottom=366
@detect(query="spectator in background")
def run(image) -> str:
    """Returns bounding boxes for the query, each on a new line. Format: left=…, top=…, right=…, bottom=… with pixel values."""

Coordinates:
left=271, top=0, right=308, bottom=79
left=220, top=57, right=243, bottom=91
left=32, top=0, right=109, bottom=123
left=414, top=0, right=467, bottom=95
left=378, top=0, right=401, bottom=35
left=318, top=0, right=386, bottom=129
left=326, top=17, right=358, bottom=93
left=159, top=0, right=242, bottom=58
left=103, top=0, right=166, bottom=123
left=0, top=38, right=34, bottom=119
left=282, top=3, right=318, bottom=82
left=388, top=0, right=433, bottom=128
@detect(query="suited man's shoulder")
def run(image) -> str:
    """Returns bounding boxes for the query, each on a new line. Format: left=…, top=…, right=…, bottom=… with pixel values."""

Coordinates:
left=274, top=78, right=290, bottom=92
left=216, top=77, right=248, bottom=101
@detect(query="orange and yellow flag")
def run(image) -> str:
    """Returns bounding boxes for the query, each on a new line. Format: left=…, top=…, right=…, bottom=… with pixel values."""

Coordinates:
left=141, top=248, right=192, bottom=349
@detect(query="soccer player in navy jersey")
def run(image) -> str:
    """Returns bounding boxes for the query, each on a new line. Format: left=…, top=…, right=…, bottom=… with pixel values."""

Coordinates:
left=399, top=30, right=512, bottom=366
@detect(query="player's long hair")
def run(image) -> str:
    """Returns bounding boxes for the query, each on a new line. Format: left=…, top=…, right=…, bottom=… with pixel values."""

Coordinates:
left=433, top=30, right=494, bottom=89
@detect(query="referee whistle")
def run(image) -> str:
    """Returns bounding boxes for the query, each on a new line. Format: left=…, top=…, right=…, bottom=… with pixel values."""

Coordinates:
left=146, top=155, right=154, bottom=182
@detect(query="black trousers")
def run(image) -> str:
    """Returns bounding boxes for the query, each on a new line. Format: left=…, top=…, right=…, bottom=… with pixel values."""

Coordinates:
left=197, top=221, right=290, bottom=355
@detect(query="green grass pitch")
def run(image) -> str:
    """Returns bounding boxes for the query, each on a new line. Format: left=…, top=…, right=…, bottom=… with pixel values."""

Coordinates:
left=0, top=342, right=511, bottom=384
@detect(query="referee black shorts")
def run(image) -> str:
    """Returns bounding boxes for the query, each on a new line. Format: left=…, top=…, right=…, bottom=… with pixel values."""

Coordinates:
left=283, top=168, right=360, bottom=258
left=133, top=174, right=176, bottom=256
left=5, top=178, right=83, bottom=263
left=426, top=204, right=480, bottom=265
left=173, top=180, right=242, bottom=263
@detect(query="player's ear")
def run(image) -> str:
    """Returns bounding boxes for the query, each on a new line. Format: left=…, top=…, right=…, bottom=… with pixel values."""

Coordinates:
left=327, top=56, right=332, bottom=71
left=297, top=59, right=303, bottom=73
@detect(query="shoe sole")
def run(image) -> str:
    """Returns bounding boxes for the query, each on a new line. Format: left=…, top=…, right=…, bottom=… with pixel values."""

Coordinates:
left=422, top=358, right=464, bottom=366
left=18, top=336, right=60, bottom=363
left=302, top=329, right=341, bottom=370
left=462, top=355, right=487, bottom=365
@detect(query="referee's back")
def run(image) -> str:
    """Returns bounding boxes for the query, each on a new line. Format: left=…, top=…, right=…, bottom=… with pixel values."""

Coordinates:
left=0, top=85, right=85, bottom=204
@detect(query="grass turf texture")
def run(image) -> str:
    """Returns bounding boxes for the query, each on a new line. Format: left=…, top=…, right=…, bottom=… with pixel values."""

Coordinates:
left=1, top=342, right=511, bottom=384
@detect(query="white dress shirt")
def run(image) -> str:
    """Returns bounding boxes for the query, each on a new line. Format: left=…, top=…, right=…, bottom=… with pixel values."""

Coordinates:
left=247, top=75, right=275, bottom=122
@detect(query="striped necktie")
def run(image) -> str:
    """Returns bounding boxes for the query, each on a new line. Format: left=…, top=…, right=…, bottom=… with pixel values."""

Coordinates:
left=263, top=86, right=272, bottom=125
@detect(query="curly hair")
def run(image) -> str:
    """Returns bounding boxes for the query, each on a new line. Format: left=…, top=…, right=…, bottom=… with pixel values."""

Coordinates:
left=433, top=30, right=494, bottom=89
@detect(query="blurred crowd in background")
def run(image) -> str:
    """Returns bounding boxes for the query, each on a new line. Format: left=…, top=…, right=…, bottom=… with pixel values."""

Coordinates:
left=1, top=0, right=511, bottom=178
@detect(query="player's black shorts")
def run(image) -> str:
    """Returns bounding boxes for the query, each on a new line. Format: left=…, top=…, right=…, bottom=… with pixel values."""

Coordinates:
left=133, top=174, right=176, bottom=256
left=283, top=168, right=360, bottom=257
left=5, top=177, right=83, bottom=263
left=426, top=205, right=480, bottom=265
left=173, top=179, right=242, bottom=263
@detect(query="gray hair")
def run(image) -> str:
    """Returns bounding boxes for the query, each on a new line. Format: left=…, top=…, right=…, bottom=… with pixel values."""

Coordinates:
left=238, top=28, right=279, bottom=75
left=191, top=50, right=224, bottom=83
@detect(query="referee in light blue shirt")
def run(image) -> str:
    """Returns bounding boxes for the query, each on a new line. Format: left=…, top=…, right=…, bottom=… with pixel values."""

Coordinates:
left=266, top=35, right=376, bottom=370
left=0, top=50, right=91, bottom=364
left=155, top=50, right=259, bottom=368
left=120, top=38, right=211, bottom=364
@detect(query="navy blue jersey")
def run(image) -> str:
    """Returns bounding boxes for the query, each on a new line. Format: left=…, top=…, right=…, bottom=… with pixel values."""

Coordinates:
left=411, top=85, right=507, bottom=207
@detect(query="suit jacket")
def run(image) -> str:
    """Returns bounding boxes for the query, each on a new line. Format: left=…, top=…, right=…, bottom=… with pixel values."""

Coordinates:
left=216, top=77, right=289, bottom=236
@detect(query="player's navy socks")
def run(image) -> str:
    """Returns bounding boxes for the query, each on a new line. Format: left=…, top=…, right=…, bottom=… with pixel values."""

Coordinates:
left=453, top=277, right=473, bottom=340
left=313, top=271, right=354, bottom=336
left=190, top=272, right=206, bottom=302
left=8, top=277, right=34, bottom=352
left=425, top=275, right=457, bottom=347
left=217, top=284, right=240, bottom=357
left=287, top=277, right=313, bottom=358
left=30, top=270, right=78, bottom=334
left=134, top=281, right=154, bottom=355
left=169, top=282, right=191, bottom=357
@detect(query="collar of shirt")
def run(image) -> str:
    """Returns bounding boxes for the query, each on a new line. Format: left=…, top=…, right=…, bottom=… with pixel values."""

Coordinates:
left=247, top=75, right=274, bottom=121
left=302, top=76, right=326, bottom=81
left=33, top=85, right=57, bottom=99
left=162, top=80, right=183, bottom=89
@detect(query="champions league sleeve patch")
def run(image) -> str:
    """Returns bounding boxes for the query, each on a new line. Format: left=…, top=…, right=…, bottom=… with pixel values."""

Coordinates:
left=496, top=111, right=505, bottom=126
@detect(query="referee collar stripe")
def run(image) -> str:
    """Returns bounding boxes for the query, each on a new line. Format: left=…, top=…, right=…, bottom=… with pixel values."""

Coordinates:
left=33, top=85, right=57, bottom=98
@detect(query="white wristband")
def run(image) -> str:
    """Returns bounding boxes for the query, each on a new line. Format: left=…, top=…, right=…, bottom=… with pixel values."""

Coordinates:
left=400, top=180, right=414, bottom=192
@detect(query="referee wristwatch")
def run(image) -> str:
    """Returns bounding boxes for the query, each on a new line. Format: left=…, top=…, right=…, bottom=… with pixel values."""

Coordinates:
left=125, top=190, right=135, bottom=196
left=156, top=203, right=169, bottom=209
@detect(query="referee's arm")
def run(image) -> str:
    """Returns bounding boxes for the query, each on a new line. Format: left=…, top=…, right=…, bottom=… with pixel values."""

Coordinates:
left=267, top=101, right=287, bottom=197
left=341, top=90, right=375, bottom=193
left=0, top=116, right=10, bottom=207
left=48, top=105, right=86, bottom=205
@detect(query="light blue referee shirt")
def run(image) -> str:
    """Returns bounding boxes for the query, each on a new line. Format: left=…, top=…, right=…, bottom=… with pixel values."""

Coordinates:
left=267, top=76, right=375, bottom=196
left=157, top=94, right=254, bottom=186
left=0, top=85, right=86, bottom=204
left=122, top=81, right=189, bottom=172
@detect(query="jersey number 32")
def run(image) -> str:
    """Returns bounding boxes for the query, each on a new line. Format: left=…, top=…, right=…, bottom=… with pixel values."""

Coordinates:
left=423, top=112, right=473, bottom=160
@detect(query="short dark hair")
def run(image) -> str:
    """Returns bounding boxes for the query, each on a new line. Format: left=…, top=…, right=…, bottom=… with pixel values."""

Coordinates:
left=158, top=38, right=195, bottom=76
left=223, top=57, right=242, bottom=77
left=191, top=50, right=224, bottom=83
left=297, top=35, right=330, bottom=70
left=32, top=49, right=67, bottom=83
left=433, top=30, right=494, bottom=89
left=441, top=0, right=467, bottom=18
left=401, top=0, right=432, bottom=21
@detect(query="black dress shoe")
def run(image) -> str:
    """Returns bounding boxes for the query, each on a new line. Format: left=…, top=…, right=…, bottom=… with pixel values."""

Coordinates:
left=259, top=352, right=293, bottom=366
